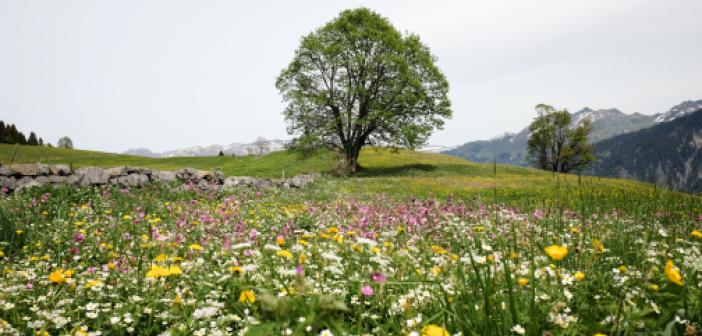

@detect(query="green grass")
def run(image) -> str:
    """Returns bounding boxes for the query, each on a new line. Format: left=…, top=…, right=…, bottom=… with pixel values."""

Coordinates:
left=0, top=144, right=334, bottom=178
left=1, top=144, right=698, bottom=213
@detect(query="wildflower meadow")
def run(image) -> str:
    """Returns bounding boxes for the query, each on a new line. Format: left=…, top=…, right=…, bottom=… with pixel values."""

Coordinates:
left=0, top=180, right=700, bottom=336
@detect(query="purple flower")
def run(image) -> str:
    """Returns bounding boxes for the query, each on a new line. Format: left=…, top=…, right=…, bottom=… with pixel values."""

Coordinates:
left=73, top=232, right=85, bottom=243
left=361, top=284, right=373, bottom=297
left=371, top=272, right=387, bottom=283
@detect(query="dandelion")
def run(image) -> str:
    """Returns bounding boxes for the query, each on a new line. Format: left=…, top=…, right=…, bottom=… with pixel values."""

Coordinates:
left=544, top=245, right=568, bottom=261
left=239, top=290, right=256, bottom=304
left=690, top=230, right=702, bottom=239
left=277, top=250, right=293, bottom=260
left=154, top=253, right=168, bottom=262
left=421, top=324, right=449, bottom=336
left=189, top=243, right=203, bottom=251
left=518, top=278, right=529, bottom=286
left=664, top=260, right=684, bottom=286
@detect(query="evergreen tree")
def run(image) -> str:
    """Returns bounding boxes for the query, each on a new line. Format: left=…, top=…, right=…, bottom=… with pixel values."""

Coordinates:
left=0, top=121, right=5, bottom=144
left=28, top=132, right=39, bottom=146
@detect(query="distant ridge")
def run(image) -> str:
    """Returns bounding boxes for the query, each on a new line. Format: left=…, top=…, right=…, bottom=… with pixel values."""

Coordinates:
left=444, top=99, right=702, bottom=166
left=587, top=108, right=702, bottom=192
left=124, top=139, right=288, bottom=158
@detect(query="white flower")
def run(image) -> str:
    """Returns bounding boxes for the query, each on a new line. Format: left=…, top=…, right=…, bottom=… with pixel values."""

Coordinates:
left=511, top=324, right=526, bottom=334
left=110, top=316, right=121, bottom=325
left=193, top=306, right=220, bottom=319
left=321, top=252, right=342, bottom=262
left=320, top=329, right=333, bottom=336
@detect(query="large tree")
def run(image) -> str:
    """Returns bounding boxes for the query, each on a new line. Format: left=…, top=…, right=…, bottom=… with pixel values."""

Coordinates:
left=527, top=104, right=595, bottom=173
left=276, top=8, right=451, bottom=173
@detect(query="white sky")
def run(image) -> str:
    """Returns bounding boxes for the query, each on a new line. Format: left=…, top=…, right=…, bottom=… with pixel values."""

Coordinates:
left=2, top=0, right=701, bottom=152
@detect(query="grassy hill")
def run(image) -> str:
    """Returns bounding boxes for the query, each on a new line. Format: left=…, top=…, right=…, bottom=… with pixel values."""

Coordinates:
left=1, top=144, right=698, bottom=212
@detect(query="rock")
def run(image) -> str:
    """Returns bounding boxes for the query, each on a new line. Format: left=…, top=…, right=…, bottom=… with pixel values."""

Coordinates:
left=15, top=176, right=45, bottom=192
left=49, top=164, right=72, bottom=176
left=75, top=167, right=110, bottom=186
left=223, top=176, right=254, bottom=187
left=152, top=170, right=177, bottom=182
left=0, top=165, right=16, bottom=176
left=214, top=168, right=225, bottom=184
left=176, top=168, right=212, bottom=182
left=251, top=179, right=275, bottom=188
left=48, top=175, right=67, bottom=184
left=66, top=175, right=81, bottom=186
left=34, top=176, right=49, bottom=185
left=116, top=174, right=149, bottom=187
left=0, top=176, right=16, bottom=190
left=8, top=163, right=50, bottom=176
left=104, top=166, right=129, bottom=177
left=288, top=174, right=316, bottom=188
left=126, top=167, right=152, bottom=175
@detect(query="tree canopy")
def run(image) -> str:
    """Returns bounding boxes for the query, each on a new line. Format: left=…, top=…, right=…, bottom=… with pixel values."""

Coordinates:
left=527, top=104, right=595, bottom=173
left=276, top=8, right=451, bottom=173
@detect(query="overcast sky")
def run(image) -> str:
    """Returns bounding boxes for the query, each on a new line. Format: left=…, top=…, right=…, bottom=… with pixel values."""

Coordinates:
left=2, top=1, right=701, bottom=152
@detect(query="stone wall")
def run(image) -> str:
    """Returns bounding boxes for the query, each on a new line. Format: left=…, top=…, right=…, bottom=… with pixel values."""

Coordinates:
left=0, top=163, right=318, bottom=193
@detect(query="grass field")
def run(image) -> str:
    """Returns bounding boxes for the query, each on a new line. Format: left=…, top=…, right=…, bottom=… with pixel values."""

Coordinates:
left=0, top=144, right=701, bottom=335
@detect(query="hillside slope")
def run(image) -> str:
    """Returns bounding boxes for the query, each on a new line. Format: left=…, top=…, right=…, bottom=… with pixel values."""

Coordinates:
left=445, top=107, right=657, bottom=165
left=2, top=144, right=692, bottom=211
left=587, top=109, right=702, bottom=192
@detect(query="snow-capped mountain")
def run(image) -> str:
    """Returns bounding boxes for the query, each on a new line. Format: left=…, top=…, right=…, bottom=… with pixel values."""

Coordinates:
left=419, top=144, right=457, bottom=153
left=445, top=99, right=701, bottom=166
left=124, top=139, right=288, bottom=158
left=653, top=100, right=702, bottom=123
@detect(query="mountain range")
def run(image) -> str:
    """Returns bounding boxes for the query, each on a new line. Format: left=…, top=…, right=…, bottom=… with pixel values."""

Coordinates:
left=444, top=100, right=702, bottom=166
left=587, top=108, right=702, bottom=192
left=124, top=139, right=288, bottom=158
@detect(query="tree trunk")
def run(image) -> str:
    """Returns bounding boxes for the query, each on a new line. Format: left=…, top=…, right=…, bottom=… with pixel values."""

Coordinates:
left=344, top=146, right=361, bottom=174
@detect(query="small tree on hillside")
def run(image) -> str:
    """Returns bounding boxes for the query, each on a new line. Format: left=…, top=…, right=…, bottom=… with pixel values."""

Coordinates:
left=527, top=104, right=595, bottom=173
left=57, top=136, right=74, bottom=149
left=276, top=8, right=451, bottom=173
left=253, top=137, right=269, bottom=156
left=28, top=132, right=39, bottom=146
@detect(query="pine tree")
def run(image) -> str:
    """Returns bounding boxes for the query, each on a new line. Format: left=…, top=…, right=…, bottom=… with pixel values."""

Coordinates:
left=0, top=121, right=5, bottom=144
left=28, top=132, right=39, bottom=146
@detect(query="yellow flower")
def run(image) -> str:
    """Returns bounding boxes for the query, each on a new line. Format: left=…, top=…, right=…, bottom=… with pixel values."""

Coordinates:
left=0, top=250, right=4, bottom=257
left=189, top=243, right=203, bottom=251
left=690, top=230, right=702, bottom=239
left=84, top=280, right=103, bottom=289
left=648, top=283, right=659, bottom=291
left=63, top=269, right=74, bottom=277
left=239, top=290, right=256, bottom=304
left=665, top=260, right=684, bottom=286
left=168, top=265, right=183, bottom=276
left=593, top=333, right=607, bottom=336
left=544, top=245, right=568, bottom=261
left=431, top=245, right=448, bottom=254
left=173, top=294, right=181, bottom=305
left=277, top=250, right=293, bottom=260
left=618, top=265, right=628, bottom=273
left=518, top=278, right=529, bottom=286
left=154, top=254, right=168, bottom=262
left=592, top=239, right=604, bottom=253
left=49, top=269, right=66, bottom=284
left=146, top=265, right=181, bottom=279
left=15, top=230, right=23, bottom=235
left=276, top=237, right=286, bottom=246
left=421, top=324, right=450, bottom=336
left=107, top=262, right=116, bottom=270
left=574, top=271, right=585, bottom=281
left=122, top=215, right=132, bottom=221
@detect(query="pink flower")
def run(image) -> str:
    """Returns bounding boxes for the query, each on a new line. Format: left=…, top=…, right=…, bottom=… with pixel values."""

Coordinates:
left=371, top=272, right=387, bottom=283
left=361, top=284, right=373, bottom=297
left=296, top=264, right=304, bottom=276
left=26, top=282, right=33, bottom=290
left=74, top=233, right=85, bottom=243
